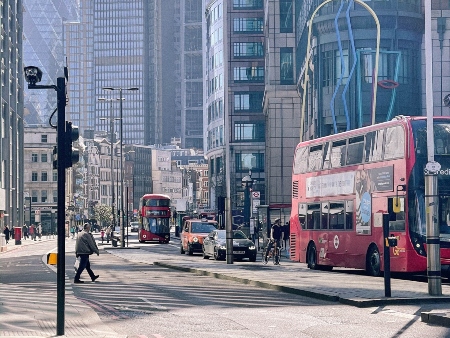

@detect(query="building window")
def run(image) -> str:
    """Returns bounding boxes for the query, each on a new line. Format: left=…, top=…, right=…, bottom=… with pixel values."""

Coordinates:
left=236, top=152, right=264, bottom=172
left=53, top=190, right=58, bottom=203
left=233, top=42, right=264, bottom=57
left=41, top=190, right=47, bottom=203
left=53, top=172, right=58, bottom=181
left=32, top=154, right=38, bottom=162
left=234, top=92, right=264, bottom=111
left=234, top=122, right=265, bottom=142
left=41, top=153, right=48, bottom=163
left=32, top=172, right=38, bottom=181
left=280, top=0, right=293, bottom=33
left=234, top=67, right=264, bottom=82
left=32, top=190, right=38, bottom=203
left=233, top=0, right=263, bottom=9
left=322, top=50, right=333, bottom=87
left=233, top=18, right=264, bottom=33
left=280, top=48, right=294, bottom=84
left=41, top=172, right=48, bottom=182
left=41, top=135, right=48, bottom=143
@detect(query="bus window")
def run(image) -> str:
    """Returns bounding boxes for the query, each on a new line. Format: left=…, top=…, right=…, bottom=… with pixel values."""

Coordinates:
left=321, top=202, right=329, bottom=229
left=439, top=196, right=450, bottom=234
left=307, top=203, right=321, bottom=230
left=346, top=136, right=364, bottom=165
left=308, top=145, right=323, bottom=171
left=364, top=129, right=384, bottom=162
left=384, top=126, right=404, bottom=160
left=298, top=203, right=306, bottom=229
left=330, top=140, right=347, bottom=168
left=329, top=202, right=345, bottom=230
left=294, top=147, right=308, bottom=174
left=322, top=142, right=331, bottom=169
left=345, top=200, right=354, bottom=230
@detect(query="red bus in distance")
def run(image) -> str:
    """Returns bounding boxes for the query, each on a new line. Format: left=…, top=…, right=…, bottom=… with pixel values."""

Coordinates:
left=138, top=194, right=171, bottom=243
left=290, top=116, right=450, bottom=276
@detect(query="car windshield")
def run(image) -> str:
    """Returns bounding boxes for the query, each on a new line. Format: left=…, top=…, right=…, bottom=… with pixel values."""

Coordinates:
left=215, top=230, right=247, bottom=239
left=191, top=222, right=217, bottom=233
left=130, top=222, right=139, bottom=227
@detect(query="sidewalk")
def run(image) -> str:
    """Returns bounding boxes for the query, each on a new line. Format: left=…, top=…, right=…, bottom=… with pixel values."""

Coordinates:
left=105, top=238, right=450, bottom=328
left=0, top=234, right=126, bottom=338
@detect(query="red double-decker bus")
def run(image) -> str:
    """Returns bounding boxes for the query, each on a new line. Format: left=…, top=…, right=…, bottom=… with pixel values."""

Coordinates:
left=290, top=116, right=450, bottom=276
left=138, top=194, right=171, bottom=243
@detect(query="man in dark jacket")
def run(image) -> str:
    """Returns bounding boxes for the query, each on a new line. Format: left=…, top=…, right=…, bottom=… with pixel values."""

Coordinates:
left=74, top=223, right=99, bottom=284
left=3, top=225, right=10, bottom=244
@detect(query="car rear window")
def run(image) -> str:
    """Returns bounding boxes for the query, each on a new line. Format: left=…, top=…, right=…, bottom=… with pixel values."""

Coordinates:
left=191, top=222, right=217, bottom=233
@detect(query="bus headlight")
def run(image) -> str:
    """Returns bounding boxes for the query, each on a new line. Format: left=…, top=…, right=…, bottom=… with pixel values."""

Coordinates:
left=192, top=237, right=198, bottom=243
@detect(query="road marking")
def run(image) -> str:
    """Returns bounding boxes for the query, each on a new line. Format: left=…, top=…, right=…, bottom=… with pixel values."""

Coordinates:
left=140, top=297, right=167, bottom=310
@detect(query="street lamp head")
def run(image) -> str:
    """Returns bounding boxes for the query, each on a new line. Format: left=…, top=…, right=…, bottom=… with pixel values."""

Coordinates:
left=102, top=87, right=139, bottom=91
left=24, top=66, right=43, bottom=85
left=241, top=175, right=253, bottom=188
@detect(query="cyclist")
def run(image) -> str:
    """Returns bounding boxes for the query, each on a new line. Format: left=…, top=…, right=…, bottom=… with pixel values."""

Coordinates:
left=264, top=218, right=284, bottom=265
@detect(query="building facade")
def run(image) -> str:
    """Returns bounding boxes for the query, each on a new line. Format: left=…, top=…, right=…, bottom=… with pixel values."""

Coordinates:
left=1, top=0, right=24, bottom=232
left=205, top=0, right=266, bottom=214
left=23, top=126, right=57, bottom=233
left=263, top=0, right=300, bottom=206
left=295, top=0, right=423, bottom=140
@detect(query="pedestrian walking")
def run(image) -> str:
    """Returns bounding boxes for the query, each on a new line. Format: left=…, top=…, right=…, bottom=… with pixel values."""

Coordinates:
left=29, top=224, right=35, bottom=241
left=106, top=226, right=111, bottom=243
left=37, top=223, right=42, bottom=240
left=100, top=229, right=105, bottom=243
left=70, top=226, right=76, bottom=239
left=3, top=225, right=10, bottom=244
left=74, top=223, right=100, bottom=284
left=22, top=224, right=28, bottom=240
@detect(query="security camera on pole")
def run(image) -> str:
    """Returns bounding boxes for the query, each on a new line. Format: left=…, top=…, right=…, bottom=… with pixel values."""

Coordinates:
left=24, top=66, right=80, bottom=335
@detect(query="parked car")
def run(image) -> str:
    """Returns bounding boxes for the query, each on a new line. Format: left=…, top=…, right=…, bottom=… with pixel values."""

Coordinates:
left=181, top=219, right=218, bottom=255
left=130, top=221, right=140, bottom=232
left=202, top=229, right=257, bottom=262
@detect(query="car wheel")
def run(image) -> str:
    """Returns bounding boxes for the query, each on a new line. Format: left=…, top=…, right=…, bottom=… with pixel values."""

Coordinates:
left=214, top=248, right=221, bottom=260
left=307, top=243, right=318, bottom=270
left=180, top=244, right=185, bottom=254
left=188, top=245, right=194, bottom=256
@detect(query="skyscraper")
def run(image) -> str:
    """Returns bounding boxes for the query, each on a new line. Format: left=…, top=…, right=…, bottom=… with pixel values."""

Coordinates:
left=1, top=0, right=24, bottom=230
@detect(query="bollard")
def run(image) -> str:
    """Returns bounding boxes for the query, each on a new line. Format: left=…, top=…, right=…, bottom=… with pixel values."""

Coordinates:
left=47, top=252, right=57, bottom=265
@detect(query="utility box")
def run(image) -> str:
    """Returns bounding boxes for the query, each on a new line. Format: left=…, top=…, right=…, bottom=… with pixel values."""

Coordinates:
left=14, top=227, right=22, bottom=245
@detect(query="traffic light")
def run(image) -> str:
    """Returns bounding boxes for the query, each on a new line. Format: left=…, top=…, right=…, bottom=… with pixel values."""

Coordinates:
left=63, top=121, right=80, bottom=168
left=52, top=146, right=58, bottom=170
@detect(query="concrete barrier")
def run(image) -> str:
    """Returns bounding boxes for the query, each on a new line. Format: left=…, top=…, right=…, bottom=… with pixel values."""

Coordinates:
left=47, top=252, right=57, bottom=265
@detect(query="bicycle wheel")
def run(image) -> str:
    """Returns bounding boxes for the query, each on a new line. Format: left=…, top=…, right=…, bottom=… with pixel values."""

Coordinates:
left=261, top=248, right=268, bottom=264
left=274, top=248, right=280, bottom=265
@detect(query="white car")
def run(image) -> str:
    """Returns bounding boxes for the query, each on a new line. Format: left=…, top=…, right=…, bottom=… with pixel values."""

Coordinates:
left=130, top=222, right=140, bottom=232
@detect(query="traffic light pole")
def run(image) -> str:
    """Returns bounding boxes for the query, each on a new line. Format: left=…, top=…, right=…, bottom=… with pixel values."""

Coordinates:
left=56, top=76, right=66, bottom=335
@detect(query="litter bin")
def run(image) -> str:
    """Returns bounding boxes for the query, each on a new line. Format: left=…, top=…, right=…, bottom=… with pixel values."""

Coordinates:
left=14, top=227, right=22, bottom=245
left=111, top=237, right=118, bottom=247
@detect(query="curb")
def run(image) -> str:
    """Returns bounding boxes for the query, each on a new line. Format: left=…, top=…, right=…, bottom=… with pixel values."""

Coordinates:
left=153, top=261, right=450, bottom=308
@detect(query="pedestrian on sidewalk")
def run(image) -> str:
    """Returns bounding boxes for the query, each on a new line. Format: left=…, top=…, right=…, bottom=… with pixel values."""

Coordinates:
left=74, top=223, right=100, bottom=284
left=22, top=224, right=28, bottom=240
left=70, top=226, right=76, bottom=239
left=37, top=223, right=42, bottom=240
left=29, top=224, right=35, bottom=241
left=100, top=229, right=105, bottom=243
left=3, top=225, right=10, bottom=244
left=106, top=226, right=111, bottom=243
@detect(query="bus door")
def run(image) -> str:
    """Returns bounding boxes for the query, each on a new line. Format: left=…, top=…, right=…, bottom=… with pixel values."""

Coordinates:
left=439, top=195, right=450, bottom=260
left=386, top=196, right=407, bottom=269
left=324, top=202, right=347, bottom=267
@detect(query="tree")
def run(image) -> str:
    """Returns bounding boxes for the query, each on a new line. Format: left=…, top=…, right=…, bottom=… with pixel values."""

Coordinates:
left=94, top=204, right=112, bottom=228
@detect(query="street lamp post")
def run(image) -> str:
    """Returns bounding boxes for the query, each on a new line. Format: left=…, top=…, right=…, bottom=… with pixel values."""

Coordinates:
left=99, top=98, right=120, bottom=234
left=103, top=87, right=138, bottom=247
left=241, top=174, right=253, bottom=229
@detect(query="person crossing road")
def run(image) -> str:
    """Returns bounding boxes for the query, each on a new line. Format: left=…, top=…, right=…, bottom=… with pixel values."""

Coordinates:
left=74, top=223, right=100, bottom=284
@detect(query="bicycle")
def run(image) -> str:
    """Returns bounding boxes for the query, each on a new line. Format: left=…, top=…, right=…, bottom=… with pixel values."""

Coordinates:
left=262, top=239, right=281, bottom=265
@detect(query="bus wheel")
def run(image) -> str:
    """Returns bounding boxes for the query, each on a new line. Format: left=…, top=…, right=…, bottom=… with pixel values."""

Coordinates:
left=307, top=243, right=317, bottom=270
left=180, top=244, right=185, bottom=254
left=366, top=245, right=381, bottom=277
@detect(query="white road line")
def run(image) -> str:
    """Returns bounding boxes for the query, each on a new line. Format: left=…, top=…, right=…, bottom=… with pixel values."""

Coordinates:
left=139, top=297, right=168, bottom=310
